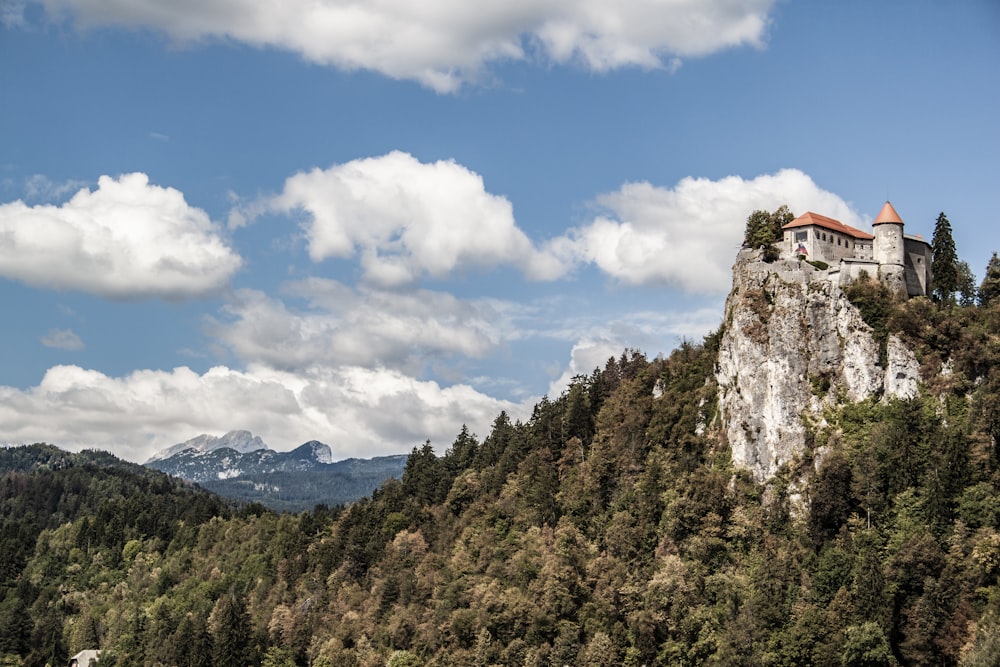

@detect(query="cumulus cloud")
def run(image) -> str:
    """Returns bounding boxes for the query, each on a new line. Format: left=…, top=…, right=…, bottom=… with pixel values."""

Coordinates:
left=546, top=337, right=627, bottom=398
left=564, top=169, right=863, bottom=293
left=207, top=278, right=507, bottom=373
left=0, top=173, right=242, bottom=300
left=264, top=152, right=568, bottom=286
left=37, top=0, right=775, bottom=91
left=40, top=328, right=84, bottom=350
left=0, top=363, right=526, bottom=462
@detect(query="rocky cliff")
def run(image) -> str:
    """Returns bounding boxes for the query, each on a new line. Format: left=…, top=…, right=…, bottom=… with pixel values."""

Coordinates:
left=716, top=249, right=921, bottom=481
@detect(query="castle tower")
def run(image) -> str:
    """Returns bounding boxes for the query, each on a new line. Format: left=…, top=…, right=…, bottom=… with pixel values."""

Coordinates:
left=872, top=201, right=907, bottom=297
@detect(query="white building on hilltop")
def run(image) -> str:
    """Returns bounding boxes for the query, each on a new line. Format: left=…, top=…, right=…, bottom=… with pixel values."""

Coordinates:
left=68, top=650, right=101, bottom=667
left=780, top=201, right=932, bottom=298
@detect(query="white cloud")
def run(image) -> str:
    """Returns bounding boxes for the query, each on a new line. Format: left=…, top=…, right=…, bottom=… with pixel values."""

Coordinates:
left=265, top=152, right=568, bottom=286
left=564, top=168, right=863, bottom=293
left=0, top=173, right=242, bottom=300
left=0, top=363, right=526, bottom=462
left=23, top=174, right=89, bottom=202
left=546, top=337, right=626, bottom=398
left=40, top=328, right=84, bottom=350
left=37, top=0, right=776, bottom=92
left=207, top=278, right=507, bottom=373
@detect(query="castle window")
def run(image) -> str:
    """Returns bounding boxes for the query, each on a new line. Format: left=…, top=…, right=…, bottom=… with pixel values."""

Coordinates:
left=838, top=237, right=842, bottom=246
left=821, top=232, right=826, bottom=241
left=794, top=231, right=807, bottom=242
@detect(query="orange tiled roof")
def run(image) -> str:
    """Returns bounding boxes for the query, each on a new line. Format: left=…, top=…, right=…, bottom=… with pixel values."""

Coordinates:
left=873, top=201, right=903, bottom=225
left=781, top=211, right=874, bottom=240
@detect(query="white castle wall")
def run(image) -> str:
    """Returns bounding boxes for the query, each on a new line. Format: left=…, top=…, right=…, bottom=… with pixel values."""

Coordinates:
left=780, top=215, right=931, bottom=300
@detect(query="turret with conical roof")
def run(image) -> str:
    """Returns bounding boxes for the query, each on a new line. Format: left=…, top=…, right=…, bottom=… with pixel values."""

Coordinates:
left=872, top=201, right=907, bottom=296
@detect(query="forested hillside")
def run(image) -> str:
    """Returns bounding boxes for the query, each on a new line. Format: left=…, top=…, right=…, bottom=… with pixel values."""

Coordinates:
left=2, top=291, right=1000, bottom=666
left=0, top=446, right=230, bottom=666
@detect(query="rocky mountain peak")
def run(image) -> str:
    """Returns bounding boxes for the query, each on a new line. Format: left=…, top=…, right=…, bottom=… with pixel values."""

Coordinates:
left=293, top=440, right=334, bottom=464
left=145, top=429, right=269, bottom=463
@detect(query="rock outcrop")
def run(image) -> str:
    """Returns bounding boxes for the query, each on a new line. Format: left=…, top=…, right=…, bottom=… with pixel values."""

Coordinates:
left=716, top=249, right=920, bottom=481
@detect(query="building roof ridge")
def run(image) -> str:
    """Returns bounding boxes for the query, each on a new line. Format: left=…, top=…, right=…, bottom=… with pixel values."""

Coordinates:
left=782, top=211, right=874, bottom=240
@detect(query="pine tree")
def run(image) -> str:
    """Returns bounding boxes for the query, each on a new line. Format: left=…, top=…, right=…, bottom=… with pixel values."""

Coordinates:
left=209, top=594, right=252, bottom=667
left=957, top=261, right=977, bottom=307
left=402, top=441, right=445, bottom=505
left=979, top=251, right=1000, bottom=306
left=931, top=212, right=959, bottom=303
left=444, top=425, right=478, bottom=478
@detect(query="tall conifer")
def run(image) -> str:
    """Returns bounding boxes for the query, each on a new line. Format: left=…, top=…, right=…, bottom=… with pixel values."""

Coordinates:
left=931, top=212, right=959, bottom=303
left=979, top=252, right=1000, bottom=306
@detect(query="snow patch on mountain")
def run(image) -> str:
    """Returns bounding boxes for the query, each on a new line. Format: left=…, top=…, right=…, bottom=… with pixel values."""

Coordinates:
left=146, top=429, right=268, bottom=463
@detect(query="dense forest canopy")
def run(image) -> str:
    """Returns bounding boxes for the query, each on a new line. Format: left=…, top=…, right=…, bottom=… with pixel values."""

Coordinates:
left=3, top=233, right=1000, bottom=666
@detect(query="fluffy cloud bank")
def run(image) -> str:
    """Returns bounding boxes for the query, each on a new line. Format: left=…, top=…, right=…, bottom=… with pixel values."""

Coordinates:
left=253, top=159, right=861, bottom=295
left=0, top=173, right=241, bottom=299
left=0, top=363, right=523, bottom=463
left=263, top=152, right=568, bottom=286
left=37, top=0, right=775, bottom=91
left=208, top=279, right=507, bottom=374
left=566, top=168, right=862, bottom=293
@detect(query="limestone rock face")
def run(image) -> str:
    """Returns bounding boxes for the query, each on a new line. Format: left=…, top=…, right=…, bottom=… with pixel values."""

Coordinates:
left=885, top=335, right=921, bottom=400
left=716, top=249, right=918, bottom=482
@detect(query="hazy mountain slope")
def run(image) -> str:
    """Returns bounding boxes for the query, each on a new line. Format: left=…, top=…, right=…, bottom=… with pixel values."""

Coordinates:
left=145, top=436, right=408, bottom=511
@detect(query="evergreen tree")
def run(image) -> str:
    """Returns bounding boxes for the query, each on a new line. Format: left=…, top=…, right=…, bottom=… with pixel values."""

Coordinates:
left=957, top=261, right=977, bottom=307
left=443, top=425, right=478, bottom=478
left=743, top=205, right=794, bottom=261
left=402, top=441, right=445, bottom=506
left=26, top=601, right=66, bottom=667
left=979, top=251, right=1000, bottom=306
left=209, top=594, right=252, bottom=667
left=169, top=613, right=212, bottom=667
left=931, top=212, right=959, bottom=303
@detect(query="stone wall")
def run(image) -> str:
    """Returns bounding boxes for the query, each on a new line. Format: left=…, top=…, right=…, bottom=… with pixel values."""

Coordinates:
left=903, top=236, right=933, bottom=297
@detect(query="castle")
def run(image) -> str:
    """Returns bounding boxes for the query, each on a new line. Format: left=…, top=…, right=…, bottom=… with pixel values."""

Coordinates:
left=779, top=201, right=932, bottom=298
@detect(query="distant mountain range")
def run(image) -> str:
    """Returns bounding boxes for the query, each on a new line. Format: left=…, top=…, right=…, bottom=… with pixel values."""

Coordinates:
left=145, top=429, right=269, bottom=463
left=144, top=430, right=408, bottom=512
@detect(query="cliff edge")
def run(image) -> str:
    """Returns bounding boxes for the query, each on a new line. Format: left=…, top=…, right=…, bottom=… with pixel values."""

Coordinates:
left=716, top=249, right=921, bottom=481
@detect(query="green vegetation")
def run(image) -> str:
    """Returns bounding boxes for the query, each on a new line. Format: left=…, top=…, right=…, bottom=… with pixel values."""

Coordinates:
left=844, top=276, right=895, bottom=368
left=744, top=205, right=794, bottom=262
left=979, top=252, right=1000, bottom=307
left=932, top=212, right=960, bottom=304
left=2, top=294, right=1000, bottom=666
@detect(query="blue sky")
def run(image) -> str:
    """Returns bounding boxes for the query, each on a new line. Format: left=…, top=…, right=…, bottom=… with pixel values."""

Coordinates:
left=1, top=0, right=998, bottom=462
